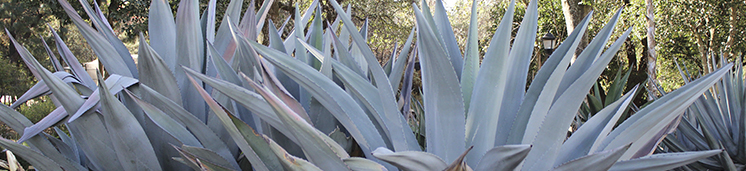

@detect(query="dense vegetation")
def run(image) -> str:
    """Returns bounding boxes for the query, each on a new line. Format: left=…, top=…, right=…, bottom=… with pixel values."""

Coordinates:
left=0, top=0, right=743, bottom=170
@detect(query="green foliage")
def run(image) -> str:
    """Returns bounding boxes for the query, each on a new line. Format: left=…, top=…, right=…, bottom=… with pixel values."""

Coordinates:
left=16, top=98, right=55, bottom=123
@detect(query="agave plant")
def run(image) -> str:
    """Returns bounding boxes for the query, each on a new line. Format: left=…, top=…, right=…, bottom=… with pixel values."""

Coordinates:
left=0, top=0, right=728, bottom=170
left=575, top=69, right=637, bottom=131
left=659, top=56, right=746, bottom=170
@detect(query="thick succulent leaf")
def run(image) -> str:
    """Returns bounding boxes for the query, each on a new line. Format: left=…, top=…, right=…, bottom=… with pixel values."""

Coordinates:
left=389, top=28, right=416, bottom=90
left=68, top=75, right=139, bottom=122
left=186, top=73, right=269, bottom=171
left=11, top=72, right=78, bottom=109
left=18, top=107, right=66, bottom=143
left=56, top=0, right=133, bottom=77
left=608, top=150, right=722, bottom=171
left=475, top=144, right=531, bottom=171
left=552, top=144, right=631, bottom=171
left=0, top=105, right=33, bottom=137
left=248, top=40, right=387, bottom=158
left=202, top=0, right=217, bottom=42
left=330, top=30, right=365, bottom=77
left=126, top=89, right=211, bottom=170
left=132, top=85, right=237, bottom=168
left=208, top=43, right=241, bottom=85
left=126, top=90, right=201, bottom=148
left=48, top=25, right=95, bottom=89
left=344, top=157, right=387, bottom=171
left=8, top=33, right=120, bottom=170
left=555, top=8, right=623, bottom=98
left=599, top=64, right=733, bottom=160
left=399, top=47, right=417, bottom=115
left=6, top=31, right=101, bottom=170
left=148, top=0, right=177, bottom=71
left=444, top=146, right=474, bottom=171
left=492, top=0, right=539, bottom=148
left=509, top=11, right=591, bottom=145
left=0, top=106, right=86, bottom=171
left=229, top=113, right=284, bottom=170
left=432, top=0, right=463, bottom=77
left=556, top=86, right=637, bottom=165
left=460, top=0, right=479, bottom=111
left=183, top=68, right=294, bottom=141
left=464, top=0, right=515, bottom=163
left=77, top=0, right=138, bottom=78
left=267, top=20, right=287, bottom=53
left=255, top=0, right=275, bottom=32
left=262, top=134, right=323, bottom=171
left=300, top=40, right=419, bottom=151
left=0, top=138, right=62, bottom=171
left=97, top=74, right=162, bottom=171
left=372, top=147, right=448, bottom=171
left=138, top=33, right=182, bottom=105
left=244, top=75, right=350, bottom=170
left=39, top=35, right=63, bottom=72
left=6, top=31, right=81, bottom=113
left=523, top=27, right=632, bottom=171
left=413, top=3, right=466, bottom=162
left=176, top=0, right=208, bottom=122
left=179, top=145, right=236, bottom=170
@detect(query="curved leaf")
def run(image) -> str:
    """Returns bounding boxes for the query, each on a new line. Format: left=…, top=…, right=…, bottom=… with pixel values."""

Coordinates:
left=608, top=150, right=722, bottom=171
left=0, top=138, right=62, bottom=171
left=463, top=0, right=515, bottom=164
left=475, top=144, right=531, bottom=171
left=372, top=147, right=448, bottom=171
left=248, top=40, right=387, bottom=158
left=97, top=74, right=162, bottom=171
left=413, top=3, right=466, bottom=162
left=552, top=144, right=631, bottom=171
left=138, top=33, right=182, bottom=105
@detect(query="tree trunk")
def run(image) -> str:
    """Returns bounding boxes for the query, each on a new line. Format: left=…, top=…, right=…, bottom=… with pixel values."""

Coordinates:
left=724, top=3, right=737, bottom=59
left=645, top=0, right=657, bottom=98
left=561, top=0, right=590, bottom=63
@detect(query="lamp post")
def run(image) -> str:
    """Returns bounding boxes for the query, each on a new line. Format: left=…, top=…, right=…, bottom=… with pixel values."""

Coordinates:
left=539, top=33, right=556, bottom=69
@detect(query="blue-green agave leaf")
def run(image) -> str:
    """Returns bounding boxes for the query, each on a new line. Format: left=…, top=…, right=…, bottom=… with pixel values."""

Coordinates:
left=133, top=85, right=238, bottom=169
left=148, top=0, right=177, bottom=71
left=413, top=3, right=466, bottom=162
left=248, top=40, right=387, bottom=159
left=0, top=138, right=63, bottom=171
left=344, top=157, right=388, bottom=171
left=555, top=86, right=637, bottom=165
left=244, top=75, right=350, bottom=170
left=174, top=0, right=206, bottom=122
left=464, top=0, right=515, bottom=164
left=432, top=0, right=463, bottom=78
left=608, top=150, right=722, bottom=171
left=510, top=11, right=591, bottom=145
left=523, top=27, right=632, bottom=171
left=78, top=0, right=138, bottom=78
left=97, top=74, right=161, bottom=170
left=262, top=134, right=323, bottom=171
left=300, top=40, right=419, bottom=152
left=389, top=28, right=416, bottom=92
left=186, top=73, right=269, bottom=171
left=56, top=0, right=133, bottom=77
left=552, top=144, right=631, bottom=171
left=138, top=33, right=182, bottom=105
left=475, top=144, right=532, bottom=171
left=372, top=147, right=447, bottom=171
left=600, top=64, right=733, bottom=160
